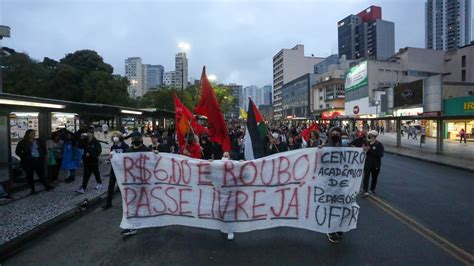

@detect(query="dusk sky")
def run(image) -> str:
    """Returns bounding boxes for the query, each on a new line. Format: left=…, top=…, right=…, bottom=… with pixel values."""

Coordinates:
left=2, top=0, right=466, bottom=87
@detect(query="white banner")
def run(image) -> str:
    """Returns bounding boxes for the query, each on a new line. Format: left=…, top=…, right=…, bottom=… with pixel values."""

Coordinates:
left=111, top=147, right=366, bottom=233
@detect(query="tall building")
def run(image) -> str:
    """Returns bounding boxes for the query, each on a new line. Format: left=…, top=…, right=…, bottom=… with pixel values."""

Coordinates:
left=242, top=85, right=261, bottom=110
left=261, top=85, right=272, bottom=105
left=272, top=44, right=324, bottom=119
left=143, top=64, right=164, bottom=90
left=222, top=83, right=242, bottom=120
left=125, top=57, right=144, bottom=99
left=163, top=71, right=176, bottom=86
left=338, top=6, right=395, bottom=61
left=281, top=73, right=318, bottom=118
left=425, top=0, right=472, bottom=51
left=175, top=52, right=188, bottom=89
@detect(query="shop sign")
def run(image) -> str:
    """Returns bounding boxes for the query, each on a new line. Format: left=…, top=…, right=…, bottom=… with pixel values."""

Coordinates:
left=321, top=111, right=342, bottom=119
left=345, top=61, right=368, bottom=92
left=393, top=79, right=423, bottom=108
left=422, top=111, right=441, bottom=117
left=443, top=96, right=474, bottom=115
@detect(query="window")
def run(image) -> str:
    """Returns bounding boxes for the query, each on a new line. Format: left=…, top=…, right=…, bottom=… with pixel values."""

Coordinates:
left=462, top=55, right=466, bottom=67
left=461, top=70, right=466, bottom=81
left=319, top=96, right=323, bottom=100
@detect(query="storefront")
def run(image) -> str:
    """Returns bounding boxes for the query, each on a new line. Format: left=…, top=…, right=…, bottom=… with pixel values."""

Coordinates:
left=51, top=112, right=79, bottom=132
left=443, top=96, right=474, bottom=140
left=10, top=112, right=39, bottom=140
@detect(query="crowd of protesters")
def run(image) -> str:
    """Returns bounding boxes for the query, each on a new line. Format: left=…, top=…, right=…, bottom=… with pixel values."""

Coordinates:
left=14, top=121, right=384, bottom=241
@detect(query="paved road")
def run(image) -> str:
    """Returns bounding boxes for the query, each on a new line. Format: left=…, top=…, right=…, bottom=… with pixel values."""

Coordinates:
left=3, top=154, right=473, bottom=265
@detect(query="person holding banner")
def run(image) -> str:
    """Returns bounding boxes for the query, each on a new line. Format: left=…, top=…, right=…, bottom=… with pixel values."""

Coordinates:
left=267, top=130, right=289, bottom=155
left=183, top=133, right=202, bottom=159
left=102, top=132, right=129, bottom=210
left=323, top=127, right=346, bottom=243
left=120, top=133, right=151, bottom=237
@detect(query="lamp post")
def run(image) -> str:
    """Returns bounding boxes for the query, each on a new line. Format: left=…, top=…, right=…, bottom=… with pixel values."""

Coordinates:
left=374, top=100, right=381, bottom=130
left=177, top=42, right=190, bottom=97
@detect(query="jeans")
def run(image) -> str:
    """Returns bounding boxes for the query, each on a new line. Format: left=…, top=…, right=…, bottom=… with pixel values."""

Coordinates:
left=106, top=169, right=117, bottom=204
left=23, top=158, right=49, bottom=192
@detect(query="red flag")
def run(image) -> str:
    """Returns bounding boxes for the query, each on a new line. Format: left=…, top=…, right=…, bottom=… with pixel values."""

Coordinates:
left=174, top=94, right=193, bottom=148
left=194, top=66, right=231, bottom=151
left=300, top=123, right=319, bottom=142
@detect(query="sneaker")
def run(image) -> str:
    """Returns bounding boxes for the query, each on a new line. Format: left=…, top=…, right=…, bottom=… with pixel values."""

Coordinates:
left=326, top=233, right=340, bottom=243
left=75, top=187, right=85, bottom=194
left=121, top=229, right=137, bottom=236
left=361, top=191, right=370, bottom=197
left=95, top=184, right=103, bottom=190
left=227, top=232, right=234, bottom=240
left=370, top=190, right=376, bottom=195
left=102, top=203, right=112, bottom=210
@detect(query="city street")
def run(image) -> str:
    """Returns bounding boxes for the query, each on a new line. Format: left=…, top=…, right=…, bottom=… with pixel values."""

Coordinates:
left=3, top=154, right=473, bottom=266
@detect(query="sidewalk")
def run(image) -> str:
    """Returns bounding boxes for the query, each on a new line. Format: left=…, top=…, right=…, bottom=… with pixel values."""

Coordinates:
left=377, top=132, right=474, bottom=171
left=0, top=134, right=154, bottom=251
left=0, top=159, right=111, bottom=247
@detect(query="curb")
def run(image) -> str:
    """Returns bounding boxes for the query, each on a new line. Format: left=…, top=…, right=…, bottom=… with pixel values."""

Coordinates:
left=384, top=150, right=473, bottom=172
left=0, top=191, right=107, bottom=262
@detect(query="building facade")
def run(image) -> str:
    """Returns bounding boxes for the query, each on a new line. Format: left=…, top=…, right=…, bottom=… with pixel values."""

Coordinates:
left=281, top=73, right=318, bottom=118
left=223, top=83, right=242, bottom=120
left=261, top=85, right=273, bottom=105
left=175, top=52, right=188, bottom=89
left=144, top=64, right=164, bottom=90
left=338, top=5, right=395, bottom=61
left=242, top=85, right=261, bottom=110
left=272, top=44, right=323, bottom=119
left=163, top=71, right=176, bottom=86
left=425, top=0, right=472, bottom=51
left=125, top=57, right=144, bottom=99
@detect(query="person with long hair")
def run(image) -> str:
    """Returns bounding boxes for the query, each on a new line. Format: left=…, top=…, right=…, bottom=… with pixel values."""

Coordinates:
left=15, top=129, right=54, bottom=194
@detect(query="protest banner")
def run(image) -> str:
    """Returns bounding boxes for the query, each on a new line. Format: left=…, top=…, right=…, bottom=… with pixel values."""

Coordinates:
left=111, top=147, right=366, bottom=234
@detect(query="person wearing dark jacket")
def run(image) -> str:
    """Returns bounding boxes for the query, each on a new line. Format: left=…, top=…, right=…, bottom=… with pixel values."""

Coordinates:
left=323, top=127, right=344, bottom=243
left=76, top=132, right=102, bottom=194
left=200, top=134, right=213, bottom=160
left=102, top=133, right=129, bottom=210
left=349, top=131, right=368, bottom=148
left=15, top=129, right=54, bottom=194
left=121, top=134, right=151, bottom=237
left=268, top=130, right=289, bottom=155
left=362, top=130, right=384, bottom=196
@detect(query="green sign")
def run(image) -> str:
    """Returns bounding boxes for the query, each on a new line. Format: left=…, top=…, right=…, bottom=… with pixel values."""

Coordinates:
left=443, top=96, right=474, bottom=115
left=345, top=61, right=368, bottom=92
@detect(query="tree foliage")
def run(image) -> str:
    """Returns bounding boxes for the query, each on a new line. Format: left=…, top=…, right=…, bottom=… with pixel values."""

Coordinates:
left=2, top=48, right=131, bottom=106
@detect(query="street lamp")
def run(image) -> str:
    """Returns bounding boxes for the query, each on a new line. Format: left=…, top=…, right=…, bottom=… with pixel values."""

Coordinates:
left=177, top=42, right=190, bottom=96
left=208, top=74, right=217, bottom=82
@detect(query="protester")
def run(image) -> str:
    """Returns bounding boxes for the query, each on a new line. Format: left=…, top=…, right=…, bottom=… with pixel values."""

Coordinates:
left=102, top=123, right=109, bottom=140
left=149, top=134, right=159, bottom=152
left=46, top=132, right=63, bottom=183
left=288, top=135, right=300, bottom=150
left=158, top=135, right=172, bottom=153
left=76, top=131, right=102, bottom=194
left=102, top=132, right=129, bottom=210
left=15, top=129, right=54, bottom=194
left=459, top=128, right=467, bottom=143
left=183, top=133, right=202, bottom=159
left=380, top=126, right=385, bottom=135
left=362, top=130, right=385, bottom=196
left=267, top=130, right=289, bottom=155
left=308, top=131, right=322, bottom=147
left=349, top=131, right=368, bottom=148
left=121, top=133, right=151, bottom=237
left=62, top=131, right=81, bottom=183
left=200, top=134, right=214, bottom=160
left=323, top=127, right=345, bottom=243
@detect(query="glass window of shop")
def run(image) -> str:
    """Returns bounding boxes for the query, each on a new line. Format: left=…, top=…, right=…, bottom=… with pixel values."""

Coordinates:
left=10, top=112, right=39, bottom=141
left=51, top=112, right=79, bottom=132
left=445, top=120, right=474, bottom=140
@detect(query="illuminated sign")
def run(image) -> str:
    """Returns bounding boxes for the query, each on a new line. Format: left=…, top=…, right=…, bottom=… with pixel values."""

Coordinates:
left=345, top=61, right=368, bottom=92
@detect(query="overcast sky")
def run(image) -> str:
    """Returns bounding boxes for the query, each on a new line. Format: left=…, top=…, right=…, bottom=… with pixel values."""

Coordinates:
left=2, top=0, right=470, bottom=87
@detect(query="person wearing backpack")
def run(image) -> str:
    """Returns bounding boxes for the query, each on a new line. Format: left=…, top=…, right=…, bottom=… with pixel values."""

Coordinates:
left=362, top=130, right=384, bottom=196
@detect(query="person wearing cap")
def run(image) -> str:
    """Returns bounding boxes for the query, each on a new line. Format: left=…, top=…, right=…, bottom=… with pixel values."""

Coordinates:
left=322, top=127, right=345, bottom=243
left=362, top=130, right=385, bottom=197
left=102, top=132, right=129, bottom=210
left=120, top=133, right=151, bottom=237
